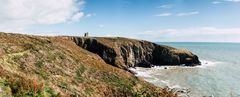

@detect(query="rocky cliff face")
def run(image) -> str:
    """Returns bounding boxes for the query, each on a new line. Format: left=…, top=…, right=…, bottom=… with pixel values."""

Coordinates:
left=71, top=37, right=201, bottom=69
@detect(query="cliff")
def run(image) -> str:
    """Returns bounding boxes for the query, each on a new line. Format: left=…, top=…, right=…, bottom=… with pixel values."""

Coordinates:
left=71, top=37, right=201, bottom=69
left=0, top=32, right=177, bottom=97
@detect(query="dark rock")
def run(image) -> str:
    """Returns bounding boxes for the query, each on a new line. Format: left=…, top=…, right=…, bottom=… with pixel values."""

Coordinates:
left=71, top=37, right=201, bottom=69
left=136, top=61, right=153, bottom=68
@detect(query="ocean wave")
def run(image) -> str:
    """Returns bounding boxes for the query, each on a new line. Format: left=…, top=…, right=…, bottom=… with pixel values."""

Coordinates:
left=135, top=71, right=152, bottom=77
left=129, top=59, right=225, bottom=97
left=129, top=68, right=152, bottom=78
left=196, top=60, right=222, bottom=68
left=129, top=67, right=190, bottom=95
left=160, top=80, right=182, bottom=89
left=129, top=59, right=222, bottom=79
left=170, top=84, right=182, bottom=89
left=151, top=59, right=222, bottom=69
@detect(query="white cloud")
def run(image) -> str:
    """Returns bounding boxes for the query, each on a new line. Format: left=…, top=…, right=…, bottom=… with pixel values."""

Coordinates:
left=137, top=27, right=240, bottom=42
left=155, top=11, right=199, bottom=17
left=155, top=13, right=172, bottom=17
left=70, top=12, right=84, bottom=22
left=176, top=11, right=199, bottom=16
left=0, top=0, right=85, bottom=32
left=213, top=0, right=240, bottom=4
left=157, top=4, right=173, bottom=9
left=156, top=5, right=199, bottom=17
left=86, top=13, right=96, bottom=18
left=224, top=0, right=240, bottom=2
left=212, top=1, right=222, bottom=4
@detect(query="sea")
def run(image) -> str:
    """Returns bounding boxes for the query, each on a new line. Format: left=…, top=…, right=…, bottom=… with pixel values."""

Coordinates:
left=129, top=42, right=240, bottom=97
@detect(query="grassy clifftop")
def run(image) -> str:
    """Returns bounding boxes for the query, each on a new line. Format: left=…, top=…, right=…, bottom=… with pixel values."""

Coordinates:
left=0, top=32, right=177, bottom=97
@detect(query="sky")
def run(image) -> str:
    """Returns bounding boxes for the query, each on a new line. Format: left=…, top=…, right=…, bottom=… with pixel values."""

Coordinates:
left=0, top=0, right=240, bottom=42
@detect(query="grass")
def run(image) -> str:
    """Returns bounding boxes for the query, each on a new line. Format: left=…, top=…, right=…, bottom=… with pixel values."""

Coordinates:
left=35, top=60, right=44, bottom=68
left=171, top=48, right=193, bottom=55
left=99, top=71, right=145, bottom=96
left=58, top=82, right=68, bottom=90
left=4, top=76, right=58, bottom=97
left=75, top=65, right=86, bottom=82
left=23, top=43, right=37, bottom=51
left=0, top=78, right=12, bottom=97
left=35, top=70, right=49, bottom=80
left=0, top=32, right=178, bottom=97
left=85, top=87, right=94, bottom=95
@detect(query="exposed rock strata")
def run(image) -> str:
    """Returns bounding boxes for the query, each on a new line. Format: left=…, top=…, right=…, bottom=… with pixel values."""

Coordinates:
left=71, top=37, right=201, bottom=69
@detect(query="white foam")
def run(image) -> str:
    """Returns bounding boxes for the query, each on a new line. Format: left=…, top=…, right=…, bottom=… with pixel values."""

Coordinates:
left=128, top=67, right=136, bottom=72
left=161, top=80, right=170, bottom=85
left=170, top=85, right=182, bottom=89
left=147, top=77, right=159, bottom=83
left=196, top=60, right=222, bottom=68
left=153, top=66, right=179, bottom=70
left=129, top=68, right=186, bottom=92
left=129, top=59, right=222, bottom=90
left=129, top=67, right=152, bottom=78
left=151, top=59, right=222, bottom=69
left=135, top=71, right=152, bottom=77
left=160, top=80, right=184, bottom=89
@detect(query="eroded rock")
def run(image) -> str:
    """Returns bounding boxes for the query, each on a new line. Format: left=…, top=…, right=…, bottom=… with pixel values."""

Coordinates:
left=71, top=37, right=201, bottom=69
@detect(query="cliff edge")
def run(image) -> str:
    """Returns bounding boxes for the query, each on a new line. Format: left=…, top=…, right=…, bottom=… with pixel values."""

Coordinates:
left=71, top=37, right=201, bottom=69
left=0, top=32, right=178, bottom=97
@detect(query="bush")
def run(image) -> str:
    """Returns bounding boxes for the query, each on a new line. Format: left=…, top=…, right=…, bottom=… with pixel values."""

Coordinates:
left=8, top=77, right=43, bottom=96
left=23, top=44, right=37, bottom=51
left=35, top=61, right=44, bottom=68
left=7, top=77, right=58, bottom=97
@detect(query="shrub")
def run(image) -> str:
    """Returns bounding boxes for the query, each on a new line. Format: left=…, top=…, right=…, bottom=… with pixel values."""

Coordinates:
left=35, top=60, right=44, bottom=68
left=23, top=44, right=37, bottom=51
left=7, top=77, right=58, bottom=97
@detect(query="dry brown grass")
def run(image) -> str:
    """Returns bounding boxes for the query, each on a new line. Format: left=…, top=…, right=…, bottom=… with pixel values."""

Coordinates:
left=170, top=48, right=193, bottom=55
left=0, top=32, right=178, bottom=97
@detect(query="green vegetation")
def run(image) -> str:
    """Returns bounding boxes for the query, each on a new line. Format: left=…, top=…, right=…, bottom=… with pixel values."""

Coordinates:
left=0, top=78, right=12, bottom=97
left=0, top=32, right=177, bottom=97
left=58, top=82, right=68, bottom=90
left=0, top=77, right=58, bottom=97
left=35, top=60, right=44, bottom=68
left=23, top=43, right=37, bottom=51
left=35, top=70, right=49, bottom=80
left=75, top=65, right=86, bottom=82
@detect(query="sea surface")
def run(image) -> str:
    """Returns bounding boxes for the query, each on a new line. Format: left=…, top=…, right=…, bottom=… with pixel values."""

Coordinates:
left=129, top=42, right=240, bottom=97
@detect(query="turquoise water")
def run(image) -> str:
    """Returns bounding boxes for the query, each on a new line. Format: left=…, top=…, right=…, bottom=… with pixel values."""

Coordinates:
left=130, top=42, right=240, bottom=97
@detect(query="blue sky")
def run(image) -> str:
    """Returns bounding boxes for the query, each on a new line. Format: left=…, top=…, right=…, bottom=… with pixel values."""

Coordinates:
left=1, top=0, right=240, bottom=42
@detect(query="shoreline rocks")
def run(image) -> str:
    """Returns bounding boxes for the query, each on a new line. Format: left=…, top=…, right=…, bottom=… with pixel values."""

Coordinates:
left=71, top=37, right=201, bottom=69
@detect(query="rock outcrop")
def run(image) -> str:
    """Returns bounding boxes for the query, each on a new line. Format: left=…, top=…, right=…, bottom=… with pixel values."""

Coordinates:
left=71, top=37, right=201, bottom=69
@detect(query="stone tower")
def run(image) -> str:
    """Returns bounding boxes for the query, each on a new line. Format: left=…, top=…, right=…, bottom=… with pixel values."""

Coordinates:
left=84, top=32, right=89, bottom=37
